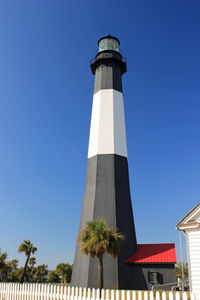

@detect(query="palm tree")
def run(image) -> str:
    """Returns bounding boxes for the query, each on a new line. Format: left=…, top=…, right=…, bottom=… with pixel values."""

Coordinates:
left=28, top=257, right=36, bottom=282
left=56, top=263, right=71, bottom=284
left=79, top=219, right=125, bottom=289
left=0, top=250, right=8, bottom=281
left=29, top=257, right=36, bottom=268
left=35, top=264, right=48, bottom=283
left=18, top=240, right=37, bottom=283
left=9, top=259, right=18, bottom=270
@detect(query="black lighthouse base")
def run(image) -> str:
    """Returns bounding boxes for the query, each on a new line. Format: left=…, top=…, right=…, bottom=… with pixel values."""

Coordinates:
left=71, top=154, right=137, bottom=289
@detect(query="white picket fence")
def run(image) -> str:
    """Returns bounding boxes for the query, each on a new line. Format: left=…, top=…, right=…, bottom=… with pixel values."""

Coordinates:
left=0, top=283, right=196, bottom=300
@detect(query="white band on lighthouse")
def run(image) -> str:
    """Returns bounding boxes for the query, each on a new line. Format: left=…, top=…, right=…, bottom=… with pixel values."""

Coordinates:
left=88, top=89, right=128, bottom=158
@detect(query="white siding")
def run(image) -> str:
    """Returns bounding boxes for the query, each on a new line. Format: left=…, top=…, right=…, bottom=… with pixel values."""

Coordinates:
left=186, top=228, right=200, bottom=296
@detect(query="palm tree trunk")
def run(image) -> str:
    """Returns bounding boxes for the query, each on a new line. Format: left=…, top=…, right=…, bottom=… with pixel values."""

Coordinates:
left=98, top=255, right=103, bottom=290
left=20, top=254, right=30, bottom=283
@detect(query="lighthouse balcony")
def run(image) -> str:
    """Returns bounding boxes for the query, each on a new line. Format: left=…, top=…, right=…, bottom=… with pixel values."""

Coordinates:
left=90, top=50, right=127, bottom=75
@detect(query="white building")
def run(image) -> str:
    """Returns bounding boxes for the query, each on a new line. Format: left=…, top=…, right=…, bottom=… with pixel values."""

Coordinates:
left=177, top=202, right=200, bottom=298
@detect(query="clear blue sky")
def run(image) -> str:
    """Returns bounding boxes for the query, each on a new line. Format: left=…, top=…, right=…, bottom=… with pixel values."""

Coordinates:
left=0, top=0, right=199, bottom=269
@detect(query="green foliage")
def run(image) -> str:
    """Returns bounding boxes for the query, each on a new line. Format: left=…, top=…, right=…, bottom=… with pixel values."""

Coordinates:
left=0, top=249, right=8, bottom=281
left=1, top=244, right=73, bottom=284
left=8, top=259, right=18, bottom=270
left=56, top=263, right=72, bottom=283
left=0, top=250, right=8, bottom=273
left=34, top=264, right=48, bottom=283
left=18, top=240, right=37, bottom=256
left=64, top=265, right=72, bottom=283
left=48, top=271, right=60, bottom=283
left=29, top=257, right=36, bottom=267
left=79, top=218, right=125, bottom=289
left=18, top=240, right=37, bottom=283
left=79, top=218, right=125, bottom=259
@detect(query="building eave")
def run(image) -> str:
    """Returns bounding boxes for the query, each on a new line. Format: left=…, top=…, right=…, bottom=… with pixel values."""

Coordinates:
left=176, top=202, right=200, bottom=228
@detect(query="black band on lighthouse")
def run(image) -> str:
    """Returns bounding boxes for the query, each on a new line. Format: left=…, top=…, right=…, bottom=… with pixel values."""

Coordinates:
left=91, top=50, right=127, bottom=94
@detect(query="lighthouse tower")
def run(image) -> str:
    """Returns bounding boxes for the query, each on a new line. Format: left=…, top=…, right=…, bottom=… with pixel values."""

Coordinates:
left=71, top=35, right=137, bottom=289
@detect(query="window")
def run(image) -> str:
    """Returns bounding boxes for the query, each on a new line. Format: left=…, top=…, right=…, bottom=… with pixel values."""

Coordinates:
left=99, top=38, right=119, bottom=52
left=148, top=271, right=158, bottom=284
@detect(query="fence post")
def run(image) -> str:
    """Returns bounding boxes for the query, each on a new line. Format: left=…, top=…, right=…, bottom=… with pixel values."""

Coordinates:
left=4, top=283, right=6, bottom=300
left=121, top=290, right=125, bottom=300
left=34, top=283, right=37, bottom=300
left=25, top=284, right=28, bottom=300
left=82, top=288, right=86, bottom=300
left=31, top=283, right=34, bottom=300
left=14, top=283, right=17, bottom=300
left=156, top=291, right=161, bottom=300
left=61, top=285, right=64, bottom=300
left=190, top=293, right=195, bottom=300
left=1, top=283, right=4, bottom=300
left=111, top=290, right=114, bottom=300
left=41, top=284, right=44, bottom=300
left=150, top=291, right=154, bottom=300
left=116, top=290, right=119, bottom=300
left=175, top=292, right=180, bottom=300
left=144, top=291, right=148, bottom=300
left=92, top=288, right=95, bottom=300
left=96, top=289, right=100, bottom=300
left=132, top=290, right=136, bottom=300
left=53, top=284, right=56, bottom=300
left=168, top=292, right=173, bottom=300
left=5, top=283, right=8, bottom=300
left=6, top=283, right=9, bottom=300
left=71, top=286, right=75, bottom=300
left=78, top=287, right=82, bottom=300
left=182, top=292, right=187, bottom=300
left=162, top=291, right=166, bottom=300
left=101, top=289, right=105, bottom=300
left=138, top=291, right=142, bottom=300
left=57, top=285, right=60, bottom=300
left=39, top=283, right=42, bottom=300
left=67, top=286, right=70, bottom=300
left=45, top=284, right=49, bottom=300
left=63, top=286, right=66, bottom=300
left=30, top=283, right=33, bottom=300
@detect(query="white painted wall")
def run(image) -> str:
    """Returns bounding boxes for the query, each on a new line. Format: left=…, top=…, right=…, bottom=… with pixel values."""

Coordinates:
left=88, top=89, right=128, bottom=158
left=185, top=228, right=200, bottom=296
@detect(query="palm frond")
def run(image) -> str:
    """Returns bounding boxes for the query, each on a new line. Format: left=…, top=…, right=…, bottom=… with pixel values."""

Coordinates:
left=79, top=218, right=125, bottom=260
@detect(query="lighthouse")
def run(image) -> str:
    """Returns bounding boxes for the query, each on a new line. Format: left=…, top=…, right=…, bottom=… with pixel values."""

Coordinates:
left=71, top=35, right=137, bottom=289
left=71, top=35, right=177, bottom=290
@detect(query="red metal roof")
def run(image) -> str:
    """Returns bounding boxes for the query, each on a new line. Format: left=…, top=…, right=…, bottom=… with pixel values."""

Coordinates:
left=126, top=243, right=176, bottom=264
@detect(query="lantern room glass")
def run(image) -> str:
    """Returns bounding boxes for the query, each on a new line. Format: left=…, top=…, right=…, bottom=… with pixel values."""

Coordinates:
left=98, top=38, right=119, bottom=53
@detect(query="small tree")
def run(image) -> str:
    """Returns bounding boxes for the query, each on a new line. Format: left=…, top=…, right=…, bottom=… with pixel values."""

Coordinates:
left=35, top=264, right=48, bottom=283
left=79, top=219, right=125, bottom=289
left=56, top=263, right=72, bottom=284
left=18, top=240, right=37, bottom=283
left=0, top=250, right=8, bottom=281
left=48, top=271, right=60, bottom=283
left=28, top=257, right=36, bottom=282
left=64, top=264, right=72, bottom=283
left=29, top=257, right=36, bottom=268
